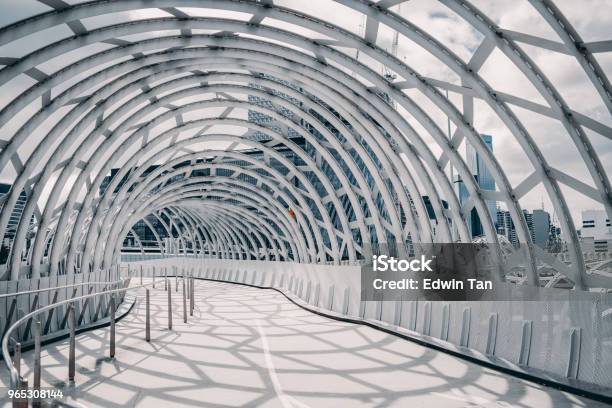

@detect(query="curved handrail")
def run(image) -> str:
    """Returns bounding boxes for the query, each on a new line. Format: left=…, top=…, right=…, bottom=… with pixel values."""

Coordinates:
left=0, top=279, right=128, bottom=299
left=2, top=279, right=155, bottom=388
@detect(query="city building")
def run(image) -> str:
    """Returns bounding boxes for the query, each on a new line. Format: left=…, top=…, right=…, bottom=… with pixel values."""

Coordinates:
left=0, top=184, right=35, bottom=264
left=247, top=76, right=373, bottom=258
left=0, top=184, right=28, bottom=241
left=247, top=73, right=304, bottom=142
left=580, top=209, right=611, bottom=254
left=457, top=134, right=496, bottom=238
left=532, top=209, right=551, bottom=248
left=496, top=208, right=554, bottom=249
left=497, top=209, right=517, bottom=247
left=421, top=195, right=450, bottom=238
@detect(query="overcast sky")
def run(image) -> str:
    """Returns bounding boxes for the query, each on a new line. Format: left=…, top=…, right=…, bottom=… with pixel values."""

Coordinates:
left=0, top=0, right=610, bottom=230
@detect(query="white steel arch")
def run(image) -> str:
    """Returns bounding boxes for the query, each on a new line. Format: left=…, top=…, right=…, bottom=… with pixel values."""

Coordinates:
left=0, top=0, right=609, bottom=291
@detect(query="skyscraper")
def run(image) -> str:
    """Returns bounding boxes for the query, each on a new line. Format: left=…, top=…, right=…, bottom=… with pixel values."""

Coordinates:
left=0, top=184, right=35, bottom=264
left=457, top=134, right=497, bottom=238
left=496, top=208, right=544, bottom=248
left=532, top=209, right=551, bottom=248
left=0, top=184, right=28, bottom=241
left=247, top=73, right=304, bottom=142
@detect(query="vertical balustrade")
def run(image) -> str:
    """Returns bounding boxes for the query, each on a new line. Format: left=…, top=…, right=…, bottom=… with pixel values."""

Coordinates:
left=182, top=276, right=187, bottom=324
left=186, top=272, right=190, bottom=300
left=68, top=304, right=75, bottom=382
left=145, top=289, right=151, bottom=342
left=16, top=377, right=28, bottom=408
left=190, top=275, right=194, bottom=316
left=168, top=281, right=173, bottom=330
left=110, top=295, right=116, bottom=358
left=11, top=342, right=22, bottom=408
left=13, top=341, right=21, bottom=380
left=32, top=320, right=41, bottom=408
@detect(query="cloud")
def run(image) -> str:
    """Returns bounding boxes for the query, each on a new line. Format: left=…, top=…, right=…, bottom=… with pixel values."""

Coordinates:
left=0, top=0, right=609, bottom=233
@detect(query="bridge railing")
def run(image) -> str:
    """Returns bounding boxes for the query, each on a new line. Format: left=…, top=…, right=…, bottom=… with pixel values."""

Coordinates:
left=2, top=268, right=197, bottom=407
left=0, top=280, right=127, bottom=346
left=124, top=257, right=612, bottom=398
left=0, top=268, right=123, bottom=339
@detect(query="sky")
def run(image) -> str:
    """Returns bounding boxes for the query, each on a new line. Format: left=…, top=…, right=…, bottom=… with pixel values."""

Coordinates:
left=0, top=0, right=610, bottom=230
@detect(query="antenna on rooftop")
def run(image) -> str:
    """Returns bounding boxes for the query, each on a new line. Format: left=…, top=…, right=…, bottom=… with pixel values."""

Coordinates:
left=354, top=14, right=366, bottom=68
left=383, top=4, right=401, bottom=82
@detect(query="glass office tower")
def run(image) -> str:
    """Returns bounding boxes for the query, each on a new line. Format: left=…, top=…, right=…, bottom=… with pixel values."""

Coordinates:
left=457, top=134, right=496, bottom=238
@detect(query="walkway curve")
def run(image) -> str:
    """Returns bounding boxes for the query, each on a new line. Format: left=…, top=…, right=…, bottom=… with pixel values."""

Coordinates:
left=1, top=280, right=606, bottom=408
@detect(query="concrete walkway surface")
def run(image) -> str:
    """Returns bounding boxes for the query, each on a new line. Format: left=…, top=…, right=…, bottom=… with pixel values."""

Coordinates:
left=1, top=280, right=607, bottom=407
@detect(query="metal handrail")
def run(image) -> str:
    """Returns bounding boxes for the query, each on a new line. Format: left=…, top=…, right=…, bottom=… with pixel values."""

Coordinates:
left=0, top=280, right=128, bottom=299
left=2, top=270, right=196, bottom=394
left=2, top=281, right=139, bottom=388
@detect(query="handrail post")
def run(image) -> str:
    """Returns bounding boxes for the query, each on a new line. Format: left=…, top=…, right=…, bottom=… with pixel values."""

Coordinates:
left=33, top=320, right=41, bottom=408
left=34, top=320, right=41, bottom=386
left=186, top=270, right=190, bottom=300
left=68, top=303, right=75, bottom=382
left=110, top=295, right=116, bottom=358
left=190, top=275, right=194, bottom=316
left=167, top=280, right=172, bottom=330
left=140, top=264, right=143, bottom=285
left=182, top=276, right=187, bottom=324
left=152, top=266, right=156, bottom=289
left=15, top=377, right=28, bottom=408
left=13, top=341, right=21, bottom=380
left=145, top=290, right=151, bottom=342
left=164, top=267, right=167, bottom=291
left=175, top=267, right=178, bottom=292
left=11, top=342, right=22, bottom=408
